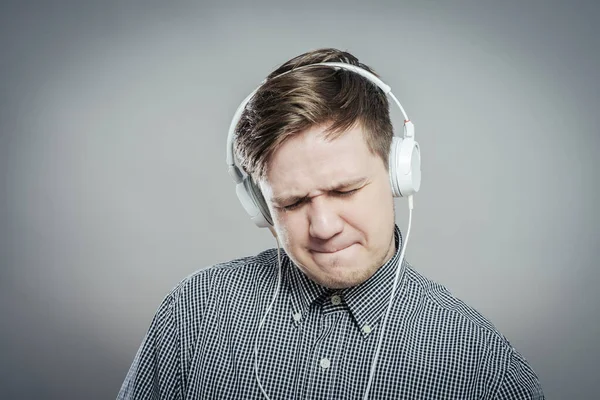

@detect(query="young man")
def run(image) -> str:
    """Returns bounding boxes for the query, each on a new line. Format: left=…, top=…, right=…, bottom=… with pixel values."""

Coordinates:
left=118, top=48, right=544, bottom=399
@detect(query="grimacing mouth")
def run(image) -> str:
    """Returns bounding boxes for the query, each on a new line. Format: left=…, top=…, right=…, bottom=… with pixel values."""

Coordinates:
left=309, top=242, right=356, bottom=254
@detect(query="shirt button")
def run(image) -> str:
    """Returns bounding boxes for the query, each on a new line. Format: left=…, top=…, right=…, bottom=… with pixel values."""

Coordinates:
left=320, top=358, right=331, bottom=369
left=331, top=295, right=342, bottom=305
left=293, top=312, right=302, bottom=322
left=362, top=324, right=372, bottom=334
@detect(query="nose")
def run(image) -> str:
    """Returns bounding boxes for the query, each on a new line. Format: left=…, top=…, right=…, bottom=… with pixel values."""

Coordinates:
left=308, top=197, right=344, bottom=240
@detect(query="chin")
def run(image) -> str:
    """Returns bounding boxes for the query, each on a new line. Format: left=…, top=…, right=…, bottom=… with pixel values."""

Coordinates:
left=315, top=263, right=376, bottom=289
left=291, top=248, right=379, bottom=288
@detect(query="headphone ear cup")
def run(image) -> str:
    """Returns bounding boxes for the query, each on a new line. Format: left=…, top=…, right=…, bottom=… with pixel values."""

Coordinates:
left=389, top=136, right=421, bottom=197
left=236, top=177, right=273, bottom=228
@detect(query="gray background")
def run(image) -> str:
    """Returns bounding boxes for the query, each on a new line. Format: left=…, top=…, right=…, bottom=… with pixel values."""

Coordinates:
left=1, top=0, right=598, bottom=399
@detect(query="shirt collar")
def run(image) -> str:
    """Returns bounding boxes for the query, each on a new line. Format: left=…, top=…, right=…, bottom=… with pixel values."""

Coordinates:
left=286, top=225, right=406, bottom=335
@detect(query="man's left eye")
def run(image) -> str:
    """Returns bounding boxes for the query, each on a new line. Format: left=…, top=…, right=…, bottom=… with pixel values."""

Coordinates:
left=334, top=189, right=359, bottom=197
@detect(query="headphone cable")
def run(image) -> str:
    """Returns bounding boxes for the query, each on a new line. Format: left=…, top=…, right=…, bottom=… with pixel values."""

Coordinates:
left=254, top=237, right=283, bottom=400
left=363, top=195, right=414, bottom=400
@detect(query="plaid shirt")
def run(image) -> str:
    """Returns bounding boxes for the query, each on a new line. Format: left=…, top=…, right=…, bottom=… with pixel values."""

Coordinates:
left=118, top=226, right=543, bottom=399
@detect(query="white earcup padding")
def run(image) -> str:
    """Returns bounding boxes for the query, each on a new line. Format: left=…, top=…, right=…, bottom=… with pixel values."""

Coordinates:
left=236, top=178, right=272, bottom=228
left=389, top=136, right=421, bottom=197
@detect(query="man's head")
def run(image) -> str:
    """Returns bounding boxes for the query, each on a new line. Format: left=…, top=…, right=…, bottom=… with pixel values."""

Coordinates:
left=234, top=48, right=397, bottom=289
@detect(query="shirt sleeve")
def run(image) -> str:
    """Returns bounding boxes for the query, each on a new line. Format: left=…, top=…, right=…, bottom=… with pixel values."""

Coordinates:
left=117, top=293, right=182, bottom=400
left=494, top=349, right=544, bottom=400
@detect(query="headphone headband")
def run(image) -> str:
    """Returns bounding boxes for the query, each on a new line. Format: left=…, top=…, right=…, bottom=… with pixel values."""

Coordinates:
left=227, top=62, right=413, bottom=182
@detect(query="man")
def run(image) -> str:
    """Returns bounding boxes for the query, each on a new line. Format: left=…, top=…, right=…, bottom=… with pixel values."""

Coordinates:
left=118, top=48, right=544, bottom=399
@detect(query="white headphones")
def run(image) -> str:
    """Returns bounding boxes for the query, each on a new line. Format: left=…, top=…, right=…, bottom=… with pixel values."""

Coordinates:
left=226, top=62, right=422, bottom=228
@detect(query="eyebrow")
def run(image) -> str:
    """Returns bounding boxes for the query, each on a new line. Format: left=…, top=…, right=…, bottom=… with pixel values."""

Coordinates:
left=271, top=176, right=369, bottom=206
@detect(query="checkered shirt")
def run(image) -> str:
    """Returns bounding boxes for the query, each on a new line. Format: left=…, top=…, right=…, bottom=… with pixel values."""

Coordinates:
left=118, top=226, right=544, bottom=399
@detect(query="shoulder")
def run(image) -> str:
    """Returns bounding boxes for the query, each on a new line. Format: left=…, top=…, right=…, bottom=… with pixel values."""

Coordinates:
left=142, top=248, right=281, bottom=352
left=402, top=262, right=509, bottom=344
left=162, top=248, right=280, bottom=313
left=401, top=263, right=544, bottom=397
left=119, top=250, right=280, bottom=398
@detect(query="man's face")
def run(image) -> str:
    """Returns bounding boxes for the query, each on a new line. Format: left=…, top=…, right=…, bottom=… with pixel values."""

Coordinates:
left=259, top=123, right=396, bottom=289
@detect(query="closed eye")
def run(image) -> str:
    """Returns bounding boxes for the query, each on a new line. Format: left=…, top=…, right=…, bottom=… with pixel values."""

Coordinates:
left=280, top=198, right=307, bottom=211
left=279, top=187, right=361, bottom=211
left=282, top=202, right=302, bottom=211
left=333, top=188, right=359, bottom=197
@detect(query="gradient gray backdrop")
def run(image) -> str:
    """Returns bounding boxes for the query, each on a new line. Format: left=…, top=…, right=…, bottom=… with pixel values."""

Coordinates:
left=1, top=1, right=598, bottom=399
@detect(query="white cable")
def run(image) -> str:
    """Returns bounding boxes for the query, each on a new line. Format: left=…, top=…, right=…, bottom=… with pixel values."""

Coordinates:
left=254, top=238, right=283, bottom=400
left=363, top=195, right=414, bottom=400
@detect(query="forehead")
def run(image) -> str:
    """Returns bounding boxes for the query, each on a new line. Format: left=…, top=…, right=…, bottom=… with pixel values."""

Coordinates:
left=261, top=124, right=381, bottom=197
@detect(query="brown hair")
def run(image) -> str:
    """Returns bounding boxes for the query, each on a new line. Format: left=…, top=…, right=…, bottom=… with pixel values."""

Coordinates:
left=234, top=48, right=393, bottom=182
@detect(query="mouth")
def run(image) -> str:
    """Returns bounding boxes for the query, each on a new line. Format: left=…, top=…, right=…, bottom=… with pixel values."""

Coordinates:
left=310, top=243, right=355, bottom=254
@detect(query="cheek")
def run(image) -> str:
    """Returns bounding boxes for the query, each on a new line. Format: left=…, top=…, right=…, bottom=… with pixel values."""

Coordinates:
left=274, top=213, right=306, bottom=245
left=342, top=186, right=393, bottom=227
